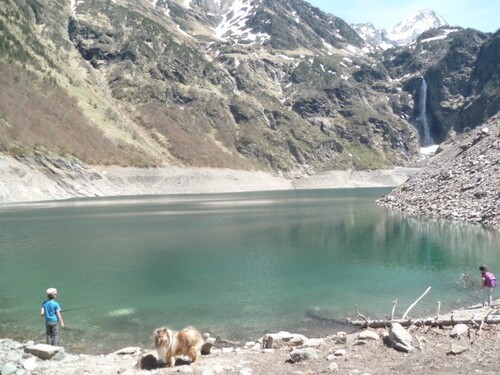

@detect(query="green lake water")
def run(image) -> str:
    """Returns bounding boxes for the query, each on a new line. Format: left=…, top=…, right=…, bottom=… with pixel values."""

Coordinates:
left=0, top=188, right=498, bottom=354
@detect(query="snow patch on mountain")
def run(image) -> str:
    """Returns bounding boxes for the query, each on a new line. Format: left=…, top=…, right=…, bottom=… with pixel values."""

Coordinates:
left=420, top=28, right=460, bottom=43
left=214, top=0, right=269, bottom=44
left=71, top=0, right=85, bottom=17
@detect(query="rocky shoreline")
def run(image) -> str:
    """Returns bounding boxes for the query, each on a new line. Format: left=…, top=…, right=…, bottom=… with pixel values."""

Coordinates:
left=2, top=303, right=500, bottom=375
left=378, top=113, right=500, bottom=231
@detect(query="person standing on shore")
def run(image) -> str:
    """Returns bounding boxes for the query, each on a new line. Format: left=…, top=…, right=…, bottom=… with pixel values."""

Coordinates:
left=41, top=288, right=65, bottom=345
left=480, top=265, right=497, bottom=307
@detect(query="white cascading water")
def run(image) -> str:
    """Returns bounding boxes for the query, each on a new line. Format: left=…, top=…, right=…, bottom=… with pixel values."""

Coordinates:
left=417, top=77, right=434, bottom=146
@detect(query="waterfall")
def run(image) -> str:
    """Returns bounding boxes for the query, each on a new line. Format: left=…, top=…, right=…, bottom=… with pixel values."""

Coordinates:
left=417, top=77, right=434, bottom=146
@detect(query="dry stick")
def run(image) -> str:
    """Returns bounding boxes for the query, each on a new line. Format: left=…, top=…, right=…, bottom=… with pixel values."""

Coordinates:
left=468, top=321, right=480, bottom=340
left=471, top=308, right=494, bottom=344
left=391, top=299, right=398, bottom=320
left=402, top=286, right=432, bottom=321
left=355, top=304, right=369, bottom=328
left=436, top=301, right=441, bottom=318
left=478, top=308, right=495, bottom=335
left=414, top=335, right=424, bottom=351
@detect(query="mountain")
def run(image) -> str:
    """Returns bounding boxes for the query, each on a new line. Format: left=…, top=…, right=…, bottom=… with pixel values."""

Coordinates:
left=0, top=0, right=498, bottom=181
left=382, top=28, right=500, bottom=143
left=352, top=9, right=448, bottom=49
left=0, top=0, right=418, bottom=174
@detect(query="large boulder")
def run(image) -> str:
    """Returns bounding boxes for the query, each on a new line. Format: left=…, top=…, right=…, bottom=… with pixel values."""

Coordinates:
left=387, top=323, right=414, bottom=352
left=24, top=344, right=64, bottom=360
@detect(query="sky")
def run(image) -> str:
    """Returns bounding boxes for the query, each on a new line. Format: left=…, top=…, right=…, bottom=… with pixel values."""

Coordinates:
left=307, top=0, right=500, bottom=33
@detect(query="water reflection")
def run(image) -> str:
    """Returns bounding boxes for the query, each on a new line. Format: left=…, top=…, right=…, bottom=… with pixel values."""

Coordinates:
left=0, top=189, right=497, bottom=353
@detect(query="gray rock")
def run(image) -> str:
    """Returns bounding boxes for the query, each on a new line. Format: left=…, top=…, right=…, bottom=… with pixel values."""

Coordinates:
left=450, top=324, right=468, bottom=338
left=177, top=365, right=195, bottom=373
left=328, top=361, right=339, bottom=372
left=326, top=354, right=336, bottom=361
left=448, top=343, right=469, bottom=355
left=115, top=346, right=141, bottom=355
left=0, top=362, right=18, bottom=375
left=289, top=348, right=318, bottom=363
left=333, top=349, right=347, bottom=356
left=303, top=338, right=324, bottom=347
left=388, top=323, right=414, bottom=352
left=358, top=330, right=380, bottom=341
left=24, top=344, right=64, bottom=360
left=263, top=332, right=308, bottom=349
left=22, top=356, right=38, bottom=371
left=201, top=340, right=214, bottom=355
left=353, top=340, right=368, bottom=346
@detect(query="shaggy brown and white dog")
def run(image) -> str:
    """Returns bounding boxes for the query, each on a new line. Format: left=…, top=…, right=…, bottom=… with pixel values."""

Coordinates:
left=154, top=326, right=203, bottom=367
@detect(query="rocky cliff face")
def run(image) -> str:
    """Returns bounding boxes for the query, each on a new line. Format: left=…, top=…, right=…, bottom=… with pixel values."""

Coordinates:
left=0, top=0, right=498, bottom=176
left=377, top=112, right=500, bottom=230
left=383, top=29, right=499, bottom=145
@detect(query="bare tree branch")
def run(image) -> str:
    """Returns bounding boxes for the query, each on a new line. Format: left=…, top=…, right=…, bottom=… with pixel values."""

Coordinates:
left=402, top=286, right=432, bottom=321
left=355, top=304, right=369, bottom=327
left=391, top=299, right=398, bottom=320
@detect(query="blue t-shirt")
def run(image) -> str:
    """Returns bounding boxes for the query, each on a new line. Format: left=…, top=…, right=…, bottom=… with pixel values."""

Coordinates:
left=42, top=299, right=61, bottom=323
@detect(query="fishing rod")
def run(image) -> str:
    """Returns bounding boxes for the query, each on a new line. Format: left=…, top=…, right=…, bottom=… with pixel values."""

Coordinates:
left=61, top=307, right=92, bottom=313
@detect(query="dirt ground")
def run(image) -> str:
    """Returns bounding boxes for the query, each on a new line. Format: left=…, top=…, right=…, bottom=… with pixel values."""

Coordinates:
left=150, top=316, right=500, bottom=375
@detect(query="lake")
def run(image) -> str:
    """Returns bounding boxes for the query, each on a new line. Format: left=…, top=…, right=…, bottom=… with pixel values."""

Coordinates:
left=0, top=188, right=498, bottom=354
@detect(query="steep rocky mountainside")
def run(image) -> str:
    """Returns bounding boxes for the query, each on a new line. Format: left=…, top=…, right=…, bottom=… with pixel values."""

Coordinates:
left=0, top=0, right=498, bottom=175
left=378, top=112, right=500, bottom=230
left=383, top=28, right=500, bottom=145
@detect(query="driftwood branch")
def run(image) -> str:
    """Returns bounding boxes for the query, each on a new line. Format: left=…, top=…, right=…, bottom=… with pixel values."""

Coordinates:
left=468, top=309, right=494, bottom=344
left=351, top=316, right=500, bottom=329
left=391, top=299, right=398, bottom=320
left=346, top=286, right=498, bottom=331
left=473, top=307, right=495, bottom=343
left=402, top=286, right=431, bottom=320
left=355, top=304, right=369, bottom=327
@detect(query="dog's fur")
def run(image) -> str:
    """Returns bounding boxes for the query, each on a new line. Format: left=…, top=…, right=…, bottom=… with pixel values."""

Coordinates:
left=154, top=326, right=203, bottom=367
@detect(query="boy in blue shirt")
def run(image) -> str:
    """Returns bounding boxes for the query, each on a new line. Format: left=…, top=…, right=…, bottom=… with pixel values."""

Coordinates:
left=41, top=288, right=65, bottom=346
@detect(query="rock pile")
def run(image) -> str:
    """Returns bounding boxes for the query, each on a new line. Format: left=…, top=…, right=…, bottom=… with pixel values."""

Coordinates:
left=0, top=329, right=421, bottom=375
left=377, top=112, right=500, bottom=230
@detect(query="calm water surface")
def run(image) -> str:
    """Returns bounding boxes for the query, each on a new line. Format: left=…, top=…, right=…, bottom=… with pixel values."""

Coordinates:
left=0, top=188, right=498, bottom=354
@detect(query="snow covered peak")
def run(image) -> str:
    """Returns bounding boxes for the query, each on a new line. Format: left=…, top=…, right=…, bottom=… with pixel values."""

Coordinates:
left=352, top=9, right=448, bottom=49
left=385, top=9, right=448, bottom=46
